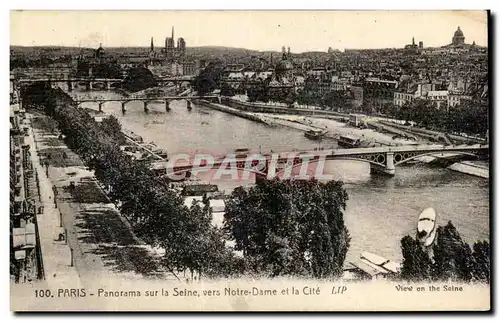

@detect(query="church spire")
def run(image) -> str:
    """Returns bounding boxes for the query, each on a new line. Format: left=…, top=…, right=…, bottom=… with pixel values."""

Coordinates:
left=171, top=26, right=174, bottom=40
left=150, top=37, right=154, bottom=51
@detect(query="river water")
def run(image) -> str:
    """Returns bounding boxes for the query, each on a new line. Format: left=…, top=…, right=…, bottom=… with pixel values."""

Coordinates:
left=73, top=91, right=489, bottom=263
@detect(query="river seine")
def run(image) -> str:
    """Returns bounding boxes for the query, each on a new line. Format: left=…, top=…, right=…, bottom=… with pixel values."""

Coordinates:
left=75, top=91, right=489, bottom=263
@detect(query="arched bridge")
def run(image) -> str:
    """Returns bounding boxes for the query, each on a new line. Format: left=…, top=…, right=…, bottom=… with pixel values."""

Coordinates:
left=14, top=77, right=125, bottom=91
left=162, top=144, right=489, bottom=180
left=74, top=95, right=221, bottom=112
left=156, top=76, right=195, bottom=87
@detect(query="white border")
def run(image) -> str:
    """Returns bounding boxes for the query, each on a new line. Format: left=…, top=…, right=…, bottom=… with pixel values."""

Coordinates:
left=2, top=1, right=498, bottom=319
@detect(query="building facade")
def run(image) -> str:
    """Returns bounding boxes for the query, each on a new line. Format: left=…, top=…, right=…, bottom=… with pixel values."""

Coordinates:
left=452, top=26, right=465, bottom=46
left=163, top=26, right=186, bottom=61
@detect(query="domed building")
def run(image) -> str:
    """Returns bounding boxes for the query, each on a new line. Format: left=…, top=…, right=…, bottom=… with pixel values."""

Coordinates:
left=275, top=56, right=294, bottom=82
left=452, top=26, right=465, bottom=46
left=94, top=43, right=105, bottom=60
left=267, top=47, right=296, bottom=104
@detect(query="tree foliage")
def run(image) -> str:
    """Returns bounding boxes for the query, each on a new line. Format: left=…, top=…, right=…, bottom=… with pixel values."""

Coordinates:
left=400, top=221, right=490, bottom=283
left=223, top=179, right=350, bottom=278
left=394, top=99, right=488, bottom=137
left=400, top=235, right=433, bottom=281
left=122, top=67, right=158, bottom=92
left=22, top=86, right=238, bottom=278
left=193, top=62, right=223, bottom=95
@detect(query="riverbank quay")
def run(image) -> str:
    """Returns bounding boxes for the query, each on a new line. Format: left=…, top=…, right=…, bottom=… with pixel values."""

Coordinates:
left=25, top=112, right=180, bottom=287
left=195, top=99, right=275, bottom=126
left=220, top=96, right=347, bottom=117
left=379, top=120, right=486, bottom=144
left=221, top=96, right=486, bottom=145
left=415, top=154, right=489, bottom=179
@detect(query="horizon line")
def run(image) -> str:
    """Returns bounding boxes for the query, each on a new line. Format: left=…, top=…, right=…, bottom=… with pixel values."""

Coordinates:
left=10, top=43, right=488, bottom=53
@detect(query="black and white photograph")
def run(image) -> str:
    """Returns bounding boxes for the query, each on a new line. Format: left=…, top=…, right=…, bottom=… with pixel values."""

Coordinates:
left=9, top=10, right=490, bottom=311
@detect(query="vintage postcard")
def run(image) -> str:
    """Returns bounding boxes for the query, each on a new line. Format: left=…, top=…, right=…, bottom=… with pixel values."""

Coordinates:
left=9, top=10, right=490, bottom=311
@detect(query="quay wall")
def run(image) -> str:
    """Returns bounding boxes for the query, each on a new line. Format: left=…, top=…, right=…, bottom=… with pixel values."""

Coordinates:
left=195, top=99, right=272, bottom=126
left=219, top=97, right=347, bottom=117
left=380, top=120, right=486, bottom=144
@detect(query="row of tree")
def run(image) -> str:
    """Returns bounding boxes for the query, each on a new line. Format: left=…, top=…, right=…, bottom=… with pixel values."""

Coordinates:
left=400, top=222, right=490, bottom=283
left=22, top=84, right=237, bottom=278
left=393, top=99, right=489, bottom=137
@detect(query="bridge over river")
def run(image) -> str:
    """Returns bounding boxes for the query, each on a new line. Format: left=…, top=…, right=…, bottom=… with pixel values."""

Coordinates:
left=12, top=75, right=195, bottom=91
left=153, top=144, right=489, bottom=179
left=74, top=96, right=221, bottom=112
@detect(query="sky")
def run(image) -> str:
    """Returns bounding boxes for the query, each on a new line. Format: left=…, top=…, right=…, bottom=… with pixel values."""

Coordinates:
left=10, top=11, right=488, bottom=52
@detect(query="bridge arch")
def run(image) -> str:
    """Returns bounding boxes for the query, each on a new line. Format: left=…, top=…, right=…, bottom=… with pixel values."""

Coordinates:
left=273, top=156, right=387, bottom=178
left=393, top=150, right=479, bottom=166
left=91, top=81, right=106, bottom=90
left=161, top=156, right=386, bottom=182
left=109, top=82, right=122, bottom=89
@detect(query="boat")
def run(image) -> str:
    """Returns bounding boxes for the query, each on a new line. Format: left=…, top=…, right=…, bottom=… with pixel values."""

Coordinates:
left=123, top=130, right=144, bottom=143
left=360, top=251, right=401, bottom=274
left=152, top=148, right=168, bottom=160
left=304, top=129, right=327, bottom=140
left=337, top=135, right=361, bottom=148
left=234, top=148, right=250, bottom=158
left=417, top=208, right=437, bottom=247
left=181, top=183, right=219, bottom=197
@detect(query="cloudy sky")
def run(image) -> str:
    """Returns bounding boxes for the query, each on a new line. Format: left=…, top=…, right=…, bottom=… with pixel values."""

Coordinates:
left=10, top=11, right=488, bottom=52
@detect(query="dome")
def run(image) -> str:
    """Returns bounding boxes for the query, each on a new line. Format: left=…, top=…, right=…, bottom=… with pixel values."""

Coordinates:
left=454, top=27, right=464, bottom=38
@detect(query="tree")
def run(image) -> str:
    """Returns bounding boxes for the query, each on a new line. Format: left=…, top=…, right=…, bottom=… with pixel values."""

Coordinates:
left=220, top=82, right=236, bottom=97
left=193, top=62, right=223, bottom=95
left=122, top=67, right=158, bottom=92
left=223, top=179, right=350, bottom=278
left=100, top=115, right=126, bottom=144
left=432, top=221, right=473, bottom=282
left=25, top=85, right=239, bottom=279
left=400, top=221, right=490, bottom=283
left=471, top=241, right=490, bottom=283
left=400, top=235, right=432, bottom=281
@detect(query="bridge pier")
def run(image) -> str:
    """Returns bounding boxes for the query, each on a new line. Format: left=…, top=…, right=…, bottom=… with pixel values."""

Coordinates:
left=143, top=101, right=149, bottom=113
left=165, top=100, right=171, bottom=111
left=98, top=102, right=104, bottom=112
left=85, top=81, right=91, bottom=91
left=121, top=102, right=126, bottom=113
left=67, top=80, right=72, bottom=92
left=187, top=100, right=192, bottom=110
left=370, top=152, right=395, bottom=176
left=106, top=81, right=111, bottom=91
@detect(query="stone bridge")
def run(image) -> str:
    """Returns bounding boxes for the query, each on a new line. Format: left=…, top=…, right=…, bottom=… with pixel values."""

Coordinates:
left=74, top=96, right=221, bottom=112
left=13, top=75, right=195, bottom=92
left=14, top=77, right=125, bottom=91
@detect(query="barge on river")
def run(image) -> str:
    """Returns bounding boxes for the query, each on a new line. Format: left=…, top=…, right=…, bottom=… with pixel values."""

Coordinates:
left=337, top=134, right=362, bottom=148
left=304, top=129, right=328, bottom=140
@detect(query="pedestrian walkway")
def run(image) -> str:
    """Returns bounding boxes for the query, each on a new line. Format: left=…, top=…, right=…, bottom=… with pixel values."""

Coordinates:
left=24, top=119, right=82, bottom=289
left=27, top=113, right=180, bottom=287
